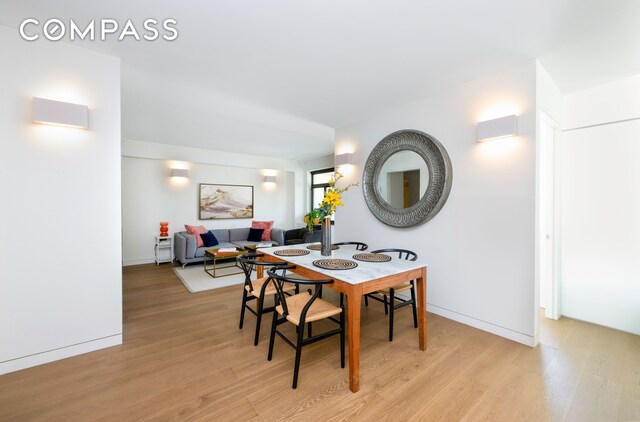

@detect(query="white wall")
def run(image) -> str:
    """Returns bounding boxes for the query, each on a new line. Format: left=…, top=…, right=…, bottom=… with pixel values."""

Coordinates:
left=560, top=75, right=640, bottom=335
left=122, top=140, right=301, bottom=265
left=0, top=26, right=122, bottom=373
left=335, top=61, right=538, bottom=345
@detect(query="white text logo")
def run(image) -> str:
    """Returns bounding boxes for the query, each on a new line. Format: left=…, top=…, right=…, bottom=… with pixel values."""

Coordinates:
left=19, top=18, right=178, bottom=41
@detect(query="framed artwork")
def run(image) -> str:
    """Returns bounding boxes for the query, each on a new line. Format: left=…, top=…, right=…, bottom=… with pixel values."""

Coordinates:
left=199, top=184, right=254, bottom=220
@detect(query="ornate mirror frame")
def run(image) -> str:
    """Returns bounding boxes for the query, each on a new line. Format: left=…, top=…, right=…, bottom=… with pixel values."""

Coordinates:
left=362, top=129, right=453, bottom=228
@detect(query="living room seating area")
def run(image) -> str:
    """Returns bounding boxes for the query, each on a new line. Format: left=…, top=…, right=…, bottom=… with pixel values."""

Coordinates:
left=175, top=226, right=285, bottom=267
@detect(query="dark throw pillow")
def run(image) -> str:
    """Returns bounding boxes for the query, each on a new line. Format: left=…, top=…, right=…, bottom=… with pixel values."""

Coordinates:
left=200, top=231, right=219, bottom=247
left=247, top=228, right=264, bottom=242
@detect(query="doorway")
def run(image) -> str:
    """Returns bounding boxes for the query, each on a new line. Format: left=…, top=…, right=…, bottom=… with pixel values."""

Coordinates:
left=387, top=169, right=420, bottom=208
left=539, top=111, right=559, bottom=320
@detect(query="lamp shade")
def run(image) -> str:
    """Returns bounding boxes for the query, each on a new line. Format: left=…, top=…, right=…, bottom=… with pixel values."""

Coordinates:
left=335, top=153, right=353, bottom=166
left=172, top=168, right=188, bottom=177
left=32, top=97, right=89, bottom=129
left=476, top=115, right=518, bottom=142
left=264, top=175, right=277, bottom=183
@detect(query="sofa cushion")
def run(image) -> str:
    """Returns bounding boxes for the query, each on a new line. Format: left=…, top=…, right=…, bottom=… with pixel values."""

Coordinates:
left=251, top=220, right=274, bottom=241
left=229, top=228, right=250, bottom=242
left=211, top=229, right=230, bottom=242
left=247, top=228, right=263, bottom=242
left=201, top=231, right=219, bottom=247
left=185, top=225, right=207, bottom=247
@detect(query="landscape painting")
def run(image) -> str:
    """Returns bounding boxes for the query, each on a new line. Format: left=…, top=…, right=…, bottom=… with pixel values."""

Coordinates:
left=199, top=184, right=254, bottom=219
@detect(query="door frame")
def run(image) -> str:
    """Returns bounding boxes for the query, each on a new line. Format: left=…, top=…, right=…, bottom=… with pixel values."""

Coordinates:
left=539, top=110, right=561, bottom=321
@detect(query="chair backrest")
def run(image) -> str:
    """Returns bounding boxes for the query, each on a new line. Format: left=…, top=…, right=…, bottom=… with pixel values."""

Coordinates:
left=371, top=248, right=418, bottom=261
left=267, top=266, right=333, bottom=321
left=333, top=241, right=369, bottom=251
left=237, top=253, right=286, bottom=292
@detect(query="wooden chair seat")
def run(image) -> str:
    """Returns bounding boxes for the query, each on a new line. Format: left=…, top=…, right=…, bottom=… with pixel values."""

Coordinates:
left=376, top=282, right=413, bottom=295
left=245, top=277, right=296, bottom=297
left=276, top=292, right=342, bottom=325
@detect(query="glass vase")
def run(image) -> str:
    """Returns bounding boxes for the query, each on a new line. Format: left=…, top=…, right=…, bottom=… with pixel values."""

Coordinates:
left=321, top=218, right=332, bottom=256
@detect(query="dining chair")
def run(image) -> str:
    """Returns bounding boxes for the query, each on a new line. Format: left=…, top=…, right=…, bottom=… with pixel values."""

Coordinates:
left=333, top=241, right=369, bottom=251
left=364, top=248, right=418, bottom=341
left=238, top=253, right=295, bottom=346
left=266, top=265, right=345, bottom=389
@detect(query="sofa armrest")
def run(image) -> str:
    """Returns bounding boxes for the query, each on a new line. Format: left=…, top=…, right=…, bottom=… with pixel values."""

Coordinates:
left=174, top=232, right=197, bottom=265
left=270, top=228, right=285, bottom=246
left=174, top=232, right=187, bottom=264
left=302, top=229, right=321, bottom=244
left=284, top=228, right=302, bottom=242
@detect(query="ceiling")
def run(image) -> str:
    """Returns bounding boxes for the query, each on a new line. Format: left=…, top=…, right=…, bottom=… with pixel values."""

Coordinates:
left=1, top=0, right=638, bottom=159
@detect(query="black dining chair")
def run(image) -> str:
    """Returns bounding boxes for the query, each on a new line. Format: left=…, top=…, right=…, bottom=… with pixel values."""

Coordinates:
left=333, top=241, right=369, bottom=251
left=364, top=248, right=418, bottom=341
left=237, top=253, right=295, bottom=346
left=267, top=265, right=345, bottom=389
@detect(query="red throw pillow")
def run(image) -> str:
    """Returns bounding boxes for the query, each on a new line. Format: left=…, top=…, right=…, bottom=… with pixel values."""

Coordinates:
left=251, top=220, right=274, bottom=241
left=184, top=224, right=207, bottom=247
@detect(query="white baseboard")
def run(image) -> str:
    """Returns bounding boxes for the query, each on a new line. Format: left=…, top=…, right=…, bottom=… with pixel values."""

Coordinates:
left=0, top=334, right=122, bottom=375
left=122, top=258, right=156, bottom=266
left=375, top=291, right=535, bottom=346
left=427, top=304, right=536, bottom=347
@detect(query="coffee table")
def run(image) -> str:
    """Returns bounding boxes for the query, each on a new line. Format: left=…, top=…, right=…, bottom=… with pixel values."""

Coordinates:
left=203, top=247, right=247, bottom=278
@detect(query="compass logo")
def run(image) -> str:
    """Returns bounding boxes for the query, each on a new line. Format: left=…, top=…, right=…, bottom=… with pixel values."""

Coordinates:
left=19, top=18, right=178, bottom=41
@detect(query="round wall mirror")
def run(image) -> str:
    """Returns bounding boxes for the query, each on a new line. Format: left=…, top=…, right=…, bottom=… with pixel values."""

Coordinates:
left=363, top=129, right=453, bottom=227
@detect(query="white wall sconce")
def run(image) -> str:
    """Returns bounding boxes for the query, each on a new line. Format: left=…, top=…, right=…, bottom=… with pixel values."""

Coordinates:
left=335, top=153, right=353, bottom=166
left=32, top=97, right=89, bottom=129
left=171, top=168, right=188, bottom=178
left=264, top=175, right=277, bottom=183
left=476, top=114, right=518, bottom=142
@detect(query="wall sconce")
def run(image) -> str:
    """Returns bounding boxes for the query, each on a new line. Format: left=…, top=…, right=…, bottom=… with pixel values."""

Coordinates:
left=264, top=175, right=277, bottom=183
left=171, top=168, right=188, bottom=178
left=335, top=153, right=353, bottom=166
left=32, top=97, right=89, bottom=129
left=476, top=114, right=518, bottom=142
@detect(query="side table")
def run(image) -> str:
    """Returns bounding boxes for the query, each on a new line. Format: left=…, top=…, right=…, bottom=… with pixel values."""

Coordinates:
left=155, top=235, right=174, bottom=265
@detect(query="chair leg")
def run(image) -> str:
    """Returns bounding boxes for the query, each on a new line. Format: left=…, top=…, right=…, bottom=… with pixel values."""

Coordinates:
left=364, top=294, right=368, bottom=306
left=340, top=307, right=345, bottom=368
left=410, top=281, right=418, bottom=328
left=383, top=294, right=389, bottom=315
left=389, top=290, right=395, bottom=341
left=307, top=322, right=312, bottom=337
left=254, top=297, right=263, bottom=346
left=267, top=310, right=278, bottom=361
left=239, top=289, right=248, bottom=329
left=292, top=322, right=305, bottom=389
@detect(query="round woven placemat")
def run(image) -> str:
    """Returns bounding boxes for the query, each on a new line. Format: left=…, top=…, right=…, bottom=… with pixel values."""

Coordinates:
left=273, top=249, right=310, bottom=257
left=312, top=259, right=358, bottom=270
left=307, top=244, right=340, bottom=251
left=352, top=253, right=392, bottom=263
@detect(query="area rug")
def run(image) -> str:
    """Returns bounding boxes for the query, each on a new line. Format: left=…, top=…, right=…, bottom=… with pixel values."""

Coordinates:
left=173, top=265, right=246, bottom=293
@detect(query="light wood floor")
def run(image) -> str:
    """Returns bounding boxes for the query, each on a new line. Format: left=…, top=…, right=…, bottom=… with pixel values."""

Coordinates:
left=0, top=264, right=638, bottom=421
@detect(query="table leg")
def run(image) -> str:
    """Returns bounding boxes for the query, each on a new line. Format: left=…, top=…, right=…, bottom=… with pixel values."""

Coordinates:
left=346, top=284, right=362, bottom=392
left=417, top=266, right=427, bottom=351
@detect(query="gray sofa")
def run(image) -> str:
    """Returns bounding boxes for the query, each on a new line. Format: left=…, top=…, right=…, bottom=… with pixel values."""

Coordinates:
left=174, top=227, right=285, bottom=267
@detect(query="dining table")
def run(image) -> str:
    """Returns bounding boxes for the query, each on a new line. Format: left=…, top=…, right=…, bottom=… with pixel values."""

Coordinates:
left=259, top=243, right=428, bottom=393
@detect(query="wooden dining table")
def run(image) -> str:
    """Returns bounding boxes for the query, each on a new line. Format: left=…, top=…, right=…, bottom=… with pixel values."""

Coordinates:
left=259, top=243, right=428, bottom=393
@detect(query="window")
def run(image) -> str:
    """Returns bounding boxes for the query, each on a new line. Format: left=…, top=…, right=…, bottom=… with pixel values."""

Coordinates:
left=310, top=167, right=334, bottom=211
